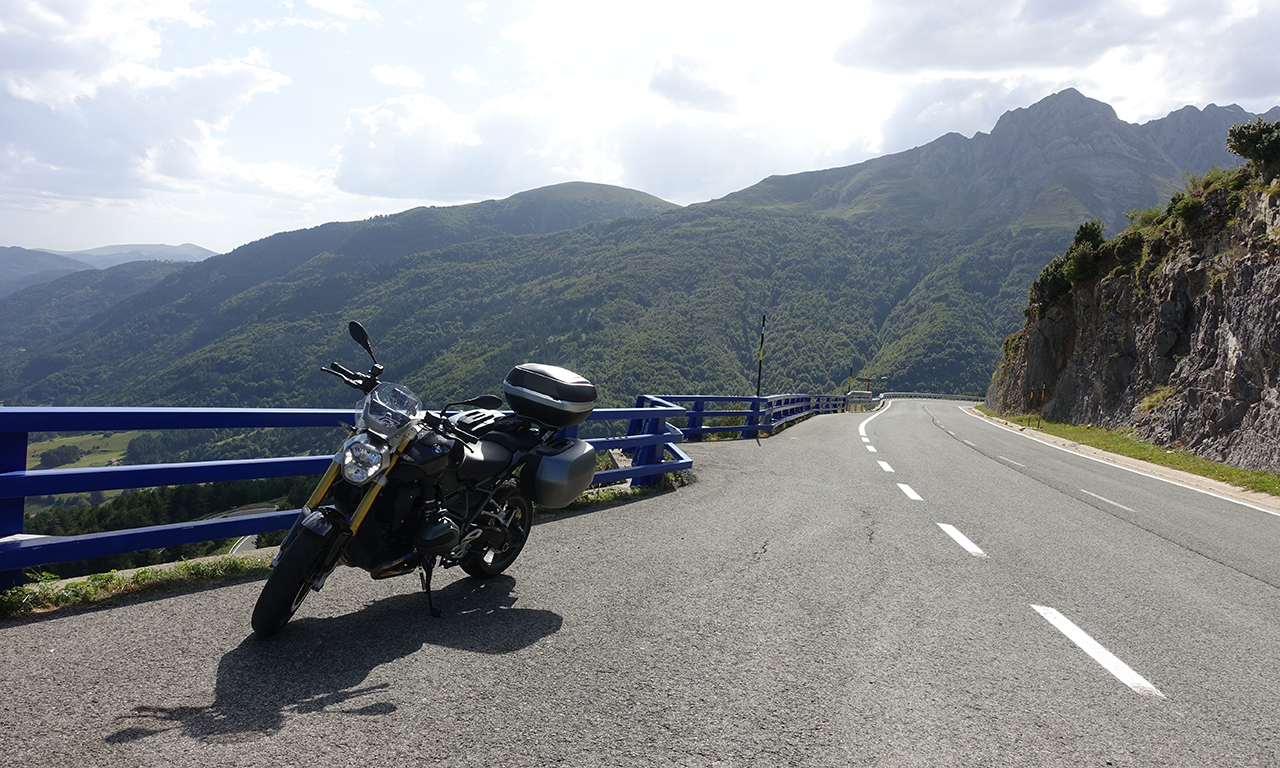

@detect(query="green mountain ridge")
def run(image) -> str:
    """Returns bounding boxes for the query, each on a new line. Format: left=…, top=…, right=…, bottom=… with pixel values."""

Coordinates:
left=1, top=91, right=1275, bottom=414
left=0, top=247, right=96, bottom=298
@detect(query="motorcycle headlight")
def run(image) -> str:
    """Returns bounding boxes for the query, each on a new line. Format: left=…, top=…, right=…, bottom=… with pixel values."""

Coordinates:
left=341, top=435, right=391, bottom=485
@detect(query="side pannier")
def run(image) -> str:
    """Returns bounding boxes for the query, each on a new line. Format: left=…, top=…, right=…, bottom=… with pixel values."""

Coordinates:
left=520, top=437, right=596, bottom=508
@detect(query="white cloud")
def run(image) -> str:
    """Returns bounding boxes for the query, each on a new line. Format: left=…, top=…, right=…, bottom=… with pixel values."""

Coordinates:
left=5, top=0, right=1280, bottom=253
left=834, top=0, right=1280, bottom=124
left=306, top=0, right=378, bottom=21
left=371, top=64, right=425, bottom=87
left=648, top=57, right=736, bottom=114
left=334, top=94, right=562, bottom=200
left=452, top=65, right=481, bottom=84
left=0, top=2, right=294, bottom=206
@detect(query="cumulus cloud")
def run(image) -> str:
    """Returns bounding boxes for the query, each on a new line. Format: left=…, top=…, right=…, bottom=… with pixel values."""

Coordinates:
left=0, top=1, right=296, bottom=206
left=835, top=0, right=1280, bottom=123
left=648, top=58, right=737, bottom=114
left=306, top=0, right=379, bottom=21
left=334, top=95, right=562, bottom=199
left=836, top=0, right=1144, bottom=74
left=371, top=64, right=425, bottom=87
left=877, top=79, right=1054, bottom=153
left=452, top=65, right=482, bottom=84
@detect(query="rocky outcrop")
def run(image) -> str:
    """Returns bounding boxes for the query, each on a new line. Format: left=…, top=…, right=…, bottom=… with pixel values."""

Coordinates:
left=990, top=170, right=1280, bottom=472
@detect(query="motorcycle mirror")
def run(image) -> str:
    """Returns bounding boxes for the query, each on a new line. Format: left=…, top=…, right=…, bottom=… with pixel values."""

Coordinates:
left=348, top=321, right=377, bottom=364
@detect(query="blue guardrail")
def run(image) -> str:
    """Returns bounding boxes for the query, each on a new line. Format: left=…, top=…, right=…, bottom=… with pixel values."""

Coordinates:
left=0, top=393, right=849, bottom=577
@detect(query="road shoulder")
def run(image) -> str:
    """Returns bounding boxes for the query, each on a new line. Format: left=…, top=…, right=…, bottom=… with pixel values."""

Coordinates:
left=964, top=406, right=1280, bottom=517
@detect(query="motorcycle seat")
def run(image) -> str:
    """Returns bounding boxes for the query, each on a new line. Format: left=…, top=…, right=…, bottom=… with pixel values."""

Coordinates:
left=481, top=429, right=543, bottom=453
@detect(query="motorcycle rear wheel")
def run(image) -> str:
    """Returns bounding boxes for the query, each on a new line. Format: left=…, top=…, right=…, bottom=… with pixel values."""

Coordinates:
left=251, top=526, right=329, bottom=638
left=460, top=487, right=532, bottom=578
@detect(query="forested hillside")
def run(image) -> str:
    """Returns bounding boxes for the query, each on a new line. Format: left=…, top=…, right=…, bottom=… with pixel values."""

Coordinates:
left=3, top=205, right=1068, bottom=413
left=0, top=246, right=95, bottom=298
left=0, top=260, right=191, bottom=352
left=2, top=91, right=1273, bottom=418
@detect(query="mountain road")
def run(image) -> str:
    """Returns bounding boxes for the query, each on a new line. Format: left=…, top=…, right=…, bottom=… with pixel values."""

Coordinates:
left=1, top=400, right=1278, bottom=766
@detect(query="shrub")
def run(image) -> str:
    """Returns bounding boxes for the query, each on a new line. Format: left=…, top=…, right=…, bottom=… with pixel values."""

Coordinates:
left=1165, top=193, right=1204, bottom=224
left=1227, top=117, right=1280, bottom=175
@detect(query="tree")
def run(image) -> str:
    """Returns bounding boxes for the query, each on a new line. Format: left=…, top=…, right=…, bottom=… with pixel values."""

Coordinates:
left=1226, top=118, right=1280, bottom=178
left=39, top=445, right=82, bottom=468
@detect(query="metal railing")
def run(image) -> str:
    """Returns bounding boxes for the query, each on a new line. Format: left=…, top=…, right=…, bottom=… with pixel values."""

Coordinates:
left=0, top=400, right=692, bottom=574
left=653, top=394, right=848, bottom=441
left=879, top=392, right=983, bottom=402
left=0, top=390, right=858, bottom=574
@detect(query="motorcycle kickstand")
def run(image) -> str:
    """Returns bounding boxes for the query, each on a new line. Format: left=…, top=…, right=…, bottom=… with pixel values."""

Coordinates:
left=419, top=559, right=442, bottom=618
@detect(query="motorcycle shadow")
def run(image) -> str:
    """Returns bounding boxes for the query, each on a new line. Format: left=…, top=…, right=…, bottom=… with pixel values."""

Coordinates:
left=104, top=574, right=561, bottom=744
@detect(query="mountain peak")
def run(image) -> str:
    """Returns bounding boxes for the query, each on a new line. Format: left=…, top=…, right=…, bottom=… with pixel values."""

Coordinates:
left=990, top=88, right=1121, bottom=137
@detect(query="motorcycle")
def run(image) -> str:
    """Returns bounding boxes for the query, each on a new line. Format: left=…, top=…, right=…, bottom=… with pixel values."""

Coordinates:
left=251, top=321, right=598, bottom=637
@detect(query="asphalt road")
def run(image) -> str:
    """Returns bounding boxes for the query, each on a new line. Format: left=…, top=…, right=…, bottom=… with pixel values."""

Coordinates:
left=2, top=401, right=1278, bottom=767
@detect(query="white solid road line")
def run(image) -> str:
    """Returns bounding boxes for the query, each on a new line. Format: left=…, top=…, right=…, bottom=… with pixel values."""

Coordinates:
left=1031, top=605, right=1166, bottom=699
left=963, top=407, right=1280, bottom=520
left=897, top=483, right=922, bottom=500
left=877, top=461, right=894, bottom=472
left=858, top=401, right=892, bottom=437
left=1081, top=489, right=1136, bottom=512
left=937, top=523, right=987, bottom=557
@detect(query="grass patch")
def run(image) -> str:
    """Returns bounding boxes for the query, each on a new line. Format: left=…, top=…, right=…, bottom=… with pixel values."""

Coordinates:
left=26, top=430, right=148, bottom=470
left=978, top=407, right=1280, bottom=497
left=1140, top=385, right=1176, bottom=413
left=550, top=471, right=690, bottom=515
left=0, top=555, right=270, bottom=621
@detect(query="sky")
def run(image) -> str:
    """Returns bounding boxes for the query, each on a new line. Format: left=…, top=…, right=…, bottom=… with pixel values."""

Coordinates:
left=2, top=0, right=1278, bottom=255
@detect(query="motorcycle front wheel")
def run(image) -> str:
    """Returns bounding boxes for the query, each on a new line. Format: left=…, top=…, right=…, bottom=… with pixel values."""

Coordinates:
left=251, top=527, right=330, bottom=638
left=460, top=487, right=533, bottom=578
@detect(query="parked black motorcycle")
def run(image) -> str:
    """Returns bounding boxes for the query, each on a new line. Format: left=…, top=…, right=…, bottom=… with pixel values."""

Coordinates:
left=252, top=321, right=597, bottom=637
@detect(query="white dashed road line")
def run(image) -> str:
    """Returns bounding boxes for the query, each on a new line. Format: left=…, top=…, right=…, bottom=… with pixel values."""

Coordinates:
left=1031, top=605, right=1165, bottom=699
left=1081, top=489, right=1135, bottom=512
left=936, top=523, right=986, bottom=557
left=897, top=483, right=922, bottom=501
left=866, top=445, right=877, bottom=453
left=877, top=461, right=894, bottom=473
left=998, top=456, right=1025, bottom=467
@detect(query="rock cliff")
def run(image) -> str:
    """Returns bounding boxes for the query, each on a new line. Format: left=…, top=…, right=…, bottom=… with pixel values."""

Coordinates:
left=989, top=165, right=1280, bottom=472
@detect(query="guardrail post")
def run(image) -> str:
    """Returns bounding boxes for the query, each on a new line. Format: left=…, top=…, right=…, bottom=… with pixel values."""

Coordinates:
left=631, top=407, right=665, bottom=489
left=688, top=399, right=704, bottom=442
left=1, top=430, right=27, bottom=589
left=625, top=396, right=647, bottom=458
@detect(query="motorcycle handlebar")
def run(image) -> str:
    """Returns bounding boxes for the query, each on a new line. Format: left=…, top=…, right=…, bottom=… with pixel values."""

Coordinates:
left=329, top=362, right=359, bottom=378
left=321, top=363, right=379, bottom=394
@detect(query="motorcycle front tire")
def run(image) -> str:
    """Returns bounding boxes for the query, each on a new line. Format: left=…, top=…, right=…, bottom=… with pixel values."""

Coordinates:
left=460, top=486, right=533, bottom=578
left=251, top=526, right=330, bottom=638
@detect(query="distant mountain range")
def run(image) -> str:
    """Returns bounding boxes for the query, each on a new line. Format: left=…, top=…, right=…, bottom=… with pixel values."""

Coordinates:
left=0, top=243, right=217, bottom=298
left=38, top=243, right=218, bottom=269
left=1, top=90, right=1275, bottom=412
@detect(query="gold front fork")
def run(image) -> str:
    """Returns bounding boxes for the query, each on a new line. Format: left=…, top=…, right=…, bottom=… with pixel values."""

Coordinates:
left=303, top=433, right=415, bottom=535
